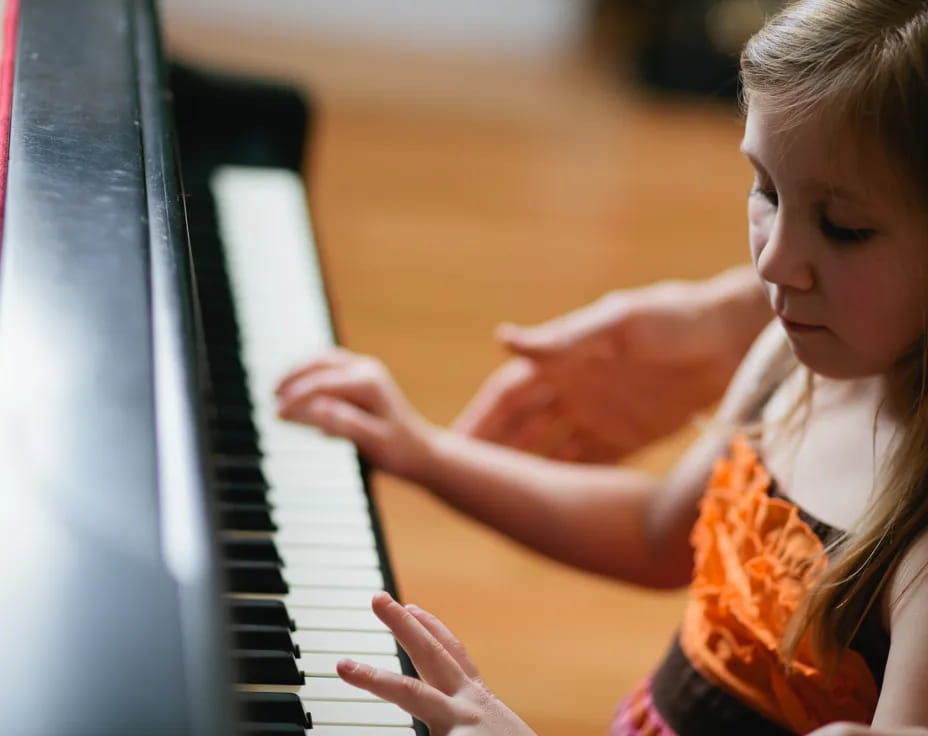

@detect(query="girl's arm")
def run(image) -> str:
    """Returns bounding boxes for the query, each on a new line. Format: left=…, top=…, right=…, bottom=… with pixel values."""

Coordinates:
left=275, top=321, right=787, bottom=588
left=806, top=538, right=928, bottom=733
left=867, top=531, right=928, bottom=728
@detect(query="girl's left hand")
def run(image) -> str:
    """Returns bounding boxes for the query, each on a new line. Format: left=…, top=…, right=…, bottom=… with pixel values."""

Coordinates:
left=338, top=591, right=537, bottom=736
left=808, top=724, right=928, bottom=735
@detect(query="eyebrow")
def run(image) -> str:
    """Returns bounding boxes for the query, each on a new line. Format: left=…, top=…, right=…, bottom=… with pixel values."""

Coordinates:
left=739, top=144, right=866, bottom=203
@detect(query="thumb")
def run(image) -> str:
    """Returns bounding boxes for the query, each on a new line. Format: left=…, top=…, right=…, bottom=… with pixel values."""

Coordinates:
left=495, top=320, right=575, bottom=359
left=497, top=302, right=614, bottom=358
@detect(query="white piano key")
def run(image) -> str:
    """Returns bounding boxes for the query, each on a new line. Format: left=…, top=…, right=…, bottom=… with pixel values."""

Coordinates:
left=284, top=586, right=382, bottom=609
left=274, top=508, right=373, bottom=528
left=278, top=545, right=380, bottom=569
left=299, top=653, right=403, bottom=677
left=212, top=167, right=418, bottom=731
left=237, top=678, right=384, bottom=704
left=258, top=437, right=357, bottom=461
left=263, top=455, right=361, bottom=473
left=262, top=458, right=363, bottom=481
left=265, top=474, right=366, bottom=490
left=270, top=491, right=368, bottom=511
left=271, top=497, right=367, bottom=515
left=305, top=699, right=413, bottom=727
left=263, top=467, right=365, bottom=492
left=303, top=675, right=384, bottom=702
left=309, top=727, right=415, bottom=736
left=283, top=567, right=384, bottom=589
left=290, top=606, right=387, bottom=633
left=274, top=526, right=376, bottom=548
left=295, top=630, right=398, bottom=655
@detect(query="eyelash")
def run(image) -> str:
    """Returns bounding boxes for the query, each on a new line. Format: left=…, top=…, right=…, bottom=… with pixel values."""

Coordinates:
left=749, top=187, right=875, bottom=244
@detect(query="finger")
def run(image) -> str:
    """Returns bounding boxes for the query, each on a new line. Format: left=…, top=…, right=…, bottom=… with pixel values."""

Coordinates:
left=336, top=658, right=459, bottom=731
left=451, top=358, right=537, bottom=436
left=287, top=396, right=390, bottom=452
left=276, top=367, right=386, bottom=418
left=275, top=347, right=356, bottom=396
left=371, top=591, right=468, bottom=695
left=452, top=361, right=553, bottom=444
left=497, top=298, right=623, bottom=359
left=804, top=724, right=869, bottom=736
left=405, top=604, right=481, bottom=680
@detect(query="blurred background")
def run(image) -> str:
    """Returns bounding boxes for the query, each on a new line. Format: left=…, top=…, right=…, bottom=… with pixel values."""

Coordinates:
left=163, top=2, right=772, bottom=733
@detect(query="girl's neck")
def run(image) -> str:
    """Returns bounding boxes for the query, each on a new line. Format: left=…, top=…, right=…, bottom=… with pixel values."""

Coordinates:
left=760, top=369, right=898, bottom=531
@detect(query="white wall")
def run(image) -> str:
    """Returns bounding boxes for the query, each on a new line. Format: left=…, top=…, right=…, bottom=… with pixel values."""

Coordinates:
left=161, top=0, right=595, bottom=58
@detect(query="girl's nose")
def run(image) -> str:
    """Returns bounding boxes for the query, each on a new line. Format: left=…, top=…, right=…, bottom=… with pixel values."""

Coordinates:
left=755, top=216, right=815, bottom=292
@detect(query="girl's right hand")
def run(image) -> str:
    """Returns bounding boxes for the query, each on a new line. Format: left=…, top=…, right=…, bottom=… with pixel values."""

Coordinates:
left=338, top=592, right=537, bottom=736
left=275, top=348, right=436, bottom=480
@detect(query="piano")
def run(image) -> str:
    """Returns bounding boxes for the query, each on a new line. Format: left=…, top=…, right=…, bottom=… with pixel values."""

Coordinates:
left=0, top=1, right=426, bottom=734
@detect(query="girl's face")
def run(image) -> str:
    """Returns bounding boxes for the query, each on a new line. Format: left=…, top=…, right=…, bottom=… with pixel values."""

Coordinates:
left=743, top=101, right=928, bottom=379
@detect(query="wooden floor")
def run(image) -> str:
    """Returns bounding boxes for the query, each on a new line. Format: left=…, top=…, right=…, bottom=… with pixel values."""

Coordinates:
left=169, top=23, right=752, bottom=735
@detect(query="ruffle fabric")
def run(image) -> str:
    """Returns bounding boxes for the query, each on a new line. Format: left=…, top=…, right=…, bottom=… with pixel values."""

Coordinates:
left=680, top=436, right=878, bottom=733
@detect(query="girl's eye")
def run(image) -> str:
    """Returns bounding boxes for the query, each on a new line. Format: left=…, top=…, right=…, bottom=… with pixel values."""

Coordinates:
left=750, top=187, right=778, bottom=207
left=819, top=216, right=875, bottom=244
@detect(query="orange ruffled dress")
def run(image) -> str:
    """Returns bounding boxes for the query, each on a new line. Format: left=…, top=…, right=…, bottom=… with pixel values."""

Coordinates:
left=611, top=436, right=885, bottom=736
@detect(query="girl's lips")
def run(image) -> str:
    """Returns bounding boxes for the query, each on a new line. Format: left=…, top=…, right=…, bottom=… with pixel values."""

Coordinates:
left=779, top=316, right=825, bottom=333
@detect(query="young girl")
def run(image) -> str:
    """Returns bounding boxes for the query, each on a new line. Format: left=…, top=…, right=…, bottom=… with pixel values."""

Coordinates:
left=275, top=1, right=928, bottom=733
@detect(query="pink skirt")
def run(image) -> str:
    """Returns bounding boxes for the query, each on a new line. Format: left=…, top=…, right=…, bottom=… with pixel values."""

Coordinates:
left=609, top=677, right=677, bottom=736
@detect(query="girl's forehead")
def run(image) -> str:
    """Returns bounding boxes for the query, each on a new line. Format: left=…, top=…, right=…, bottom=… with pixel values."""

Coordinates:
left=743, top=103, right=849, bottom=166
left=742, top=102, right=908, bottom=203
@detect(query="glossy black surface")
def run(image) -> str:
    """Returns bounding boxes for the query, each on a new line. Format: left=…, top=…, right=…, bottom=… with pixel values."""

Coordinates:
left=0, top=1, right=233, bottom=733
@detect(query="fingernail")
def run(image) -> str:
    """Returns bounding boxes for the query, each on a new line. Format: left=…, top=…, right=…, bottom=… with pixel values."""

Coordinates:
left=496, top=323, right=516, bottom=339
left=339, top=658, right=358, bottom=673
left=405, top=603, right=422, bottom=613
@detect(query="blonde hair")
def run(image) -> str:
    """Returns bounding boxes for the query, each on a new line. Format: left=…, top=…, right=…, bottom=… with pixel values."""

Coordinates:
left=740, top=0, right=928, bottom=670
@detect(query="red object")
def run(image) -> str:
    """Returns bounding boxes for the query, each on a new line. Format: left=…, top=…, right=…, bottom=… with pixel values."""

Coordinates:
left=0, top=0, right=20, bottom=259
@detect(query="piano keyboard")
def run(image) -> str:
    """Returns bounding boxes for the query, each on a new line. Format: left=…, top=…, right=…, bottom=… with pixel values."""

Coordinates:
left=205, top=166, right=419, bottom=735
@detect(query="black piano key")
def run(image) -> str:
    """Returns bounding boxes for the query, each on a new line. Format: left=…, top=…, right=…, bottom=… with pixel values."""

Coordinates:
left=208, top=414, right=259, bottom=433
left=203, top=344, right=249, bottom=365
left=233, top=649, right=304, bottom=685
left=218, top=487, right=269, bottom=505
left=223, top=538, right=281, bottom=563
left=237, top=692, right=309, bottom=728
left=208, top=378, right=250, bottom=397
left=220, top=503, right=276, bottom=531
left=207, top=359, right=246, bottom=373
left=208, top=368, right=250, bottom=390
left=228, top=600, right=295, bottom=630
left=231, top=625, right=300, bottom=658
left=212, top=435, right=263, bottom=457
left=208, top=385, right=254, bottom=407
left=218, top=487, right=267, bottom=505
left=205, top=402, right=254, bottom=416
left=209, top=414, right=255, bottom=429
left=225, top=560, right=288, bottom=594
left=241, top=723, right=307, bottom=736
left=209, top=426, right=261, bottom=447
left=216, top=465, right=267, bottom=485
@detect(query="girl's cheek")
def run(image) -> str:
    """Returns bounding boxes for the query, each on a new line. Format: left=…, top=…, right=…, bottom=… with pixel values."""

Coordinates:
left=747, top=199, right=773, bottom=260
left=749, top=223, right=768, bottom=258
